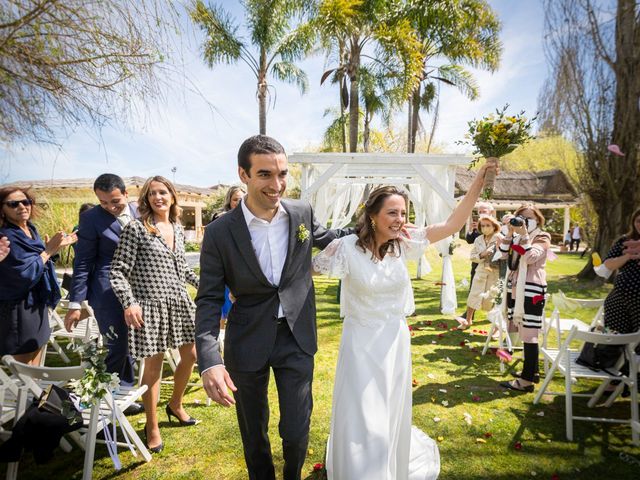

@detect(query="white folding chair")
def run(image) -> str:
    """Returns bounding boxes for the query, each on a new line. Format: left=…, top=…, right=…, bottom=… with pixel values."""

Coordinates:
left=2, top=355, right=152, bottom=480
left=533, top=326, right=640, bottom=445
left=542, top=295, right=604, bottom=345
left=44, top=301, right=102, bottom=365
left=481, top=306, right=519, bottom=372
left=0, top=368, right=20, bottom=441
left=590, top=351, right=640, bottom=408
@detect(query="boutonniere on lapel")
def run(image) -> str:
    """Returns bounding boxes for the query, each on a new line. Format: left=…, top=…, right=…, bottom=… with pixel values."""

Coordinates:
left=296, top=224, right=310, bottom=243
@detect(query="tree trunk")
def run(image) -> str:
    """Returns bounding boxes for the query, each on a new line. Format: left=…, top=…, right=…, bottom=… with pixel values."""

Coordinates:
left=348, top=40, right=360, bottom=153
left=258, top=49, right=268, bottom=135
left=339, top=75, right=347, bottom=153
left=406, top=100, right=412, bottom=153
left=363, top=111, right=371, bottom=152
left=577, top=0, right=640, bottom=279
left=409, top=86, right=421, bottom=153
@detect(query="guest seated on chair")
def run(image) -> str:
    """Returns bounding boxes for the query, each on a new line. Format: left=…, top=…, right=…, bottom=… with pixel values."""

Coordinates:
left=0, top=187, right=76, bottom=365
left=602, top=207, right=640, bottom=335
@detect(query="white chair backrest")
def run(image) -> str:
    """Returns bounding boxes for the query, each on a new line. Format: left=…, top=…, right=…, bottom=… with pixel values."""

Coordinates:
left=48, top=307, right=66, bottom=329
left=573, top=329, right=640, bottom=347
left=568, top=298, right=605, bottom=308
left=2, top=355, right=84, bottom=383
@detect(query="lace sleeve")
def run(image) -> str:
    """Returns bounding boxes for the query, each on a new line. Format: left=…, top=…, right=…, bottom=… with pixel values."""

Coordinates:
left=312, top=238, right=349, bottom=278
left=401, top=227, right=430, bottom=262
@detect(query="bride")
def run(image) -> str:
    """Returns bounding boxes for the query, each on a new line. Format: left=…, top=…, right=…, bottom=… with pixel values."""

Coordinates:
left=312, top=161, right=497, bottom=479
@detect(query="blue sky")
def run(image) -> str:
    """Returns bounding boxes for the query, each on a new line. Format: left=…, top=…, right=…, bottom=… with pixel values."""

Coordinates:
left=0, top=0, right=547, bottom=187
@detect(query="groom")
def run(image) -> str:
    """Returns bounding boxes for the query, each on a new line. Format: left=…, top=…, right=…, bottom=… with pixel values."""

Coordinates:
left=195, top=135, right=351, bottom=480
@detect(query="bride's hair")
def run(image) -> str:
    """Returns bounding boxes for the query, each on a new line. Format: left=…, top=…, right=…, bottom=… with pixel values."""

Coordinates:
left=356, top=186, right=408, bottom=260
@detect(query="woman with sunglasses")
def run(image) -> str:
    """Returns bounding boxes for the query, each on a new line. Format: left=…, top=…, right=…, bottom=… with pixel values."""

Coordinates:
left=0, top=187, right=76, bottom=365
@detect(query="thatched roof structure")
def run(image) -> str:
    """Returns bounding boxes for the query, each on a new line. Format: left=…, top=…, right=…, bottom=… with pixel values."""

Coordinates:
left=455, top=168, right=578, bottom=205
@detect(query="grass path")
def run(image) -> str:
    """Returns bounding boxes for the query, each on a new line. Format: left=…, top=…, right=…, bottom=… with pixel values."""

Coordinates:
left=6, top=248, right=640, bottom=479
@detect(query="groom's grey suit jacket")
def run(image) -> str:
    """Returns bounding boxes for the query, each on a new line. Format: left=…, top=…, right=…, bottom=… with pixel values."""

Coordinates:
left=195, top=199, right=350, bottom=372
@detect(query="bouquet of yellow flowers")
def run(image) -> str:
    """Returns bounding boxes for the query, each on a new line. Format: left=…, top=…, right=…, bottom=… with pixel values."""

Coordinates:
left=459, top=105, right=535, bottom=198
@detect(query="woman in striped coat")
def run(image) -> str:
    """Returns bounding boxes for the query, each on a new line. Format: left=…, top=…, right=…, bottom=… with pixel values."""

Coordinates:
left=498, top=204, right=551, bottom=392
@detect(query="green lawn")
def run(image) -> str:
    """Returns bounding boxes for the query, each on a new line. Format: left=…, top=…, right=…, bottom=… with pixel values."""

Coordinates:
left=6, top=246, right=640, bottom=479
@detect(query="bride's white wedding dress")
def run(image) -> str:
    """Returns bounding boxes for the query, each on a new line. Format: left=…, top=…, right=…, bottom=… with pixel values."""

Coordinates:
left=313, top=233, right=440, bottom=480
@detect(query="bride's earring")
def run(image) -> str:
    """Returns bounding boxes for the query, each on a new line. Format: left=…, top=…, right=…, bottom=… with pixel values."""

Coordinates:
left=370, top=218, right=376, bottom=231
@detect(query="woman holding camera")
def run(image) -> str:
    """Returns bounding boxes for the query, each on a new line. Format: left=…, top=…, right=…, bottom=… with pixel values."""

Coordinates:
left=459, top=215, right=502, bottom=328
left=498, top=204, right=551, bottom=392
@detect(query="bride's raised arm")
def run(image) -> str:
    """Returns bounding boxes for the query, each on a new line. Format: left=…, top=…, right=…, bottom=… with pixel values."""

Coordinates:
left=423, top=159, right=499, bottom=245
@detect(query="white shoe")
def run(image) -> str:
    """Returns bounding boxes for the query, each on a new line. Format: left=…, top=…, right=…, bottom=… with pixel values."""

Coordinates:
left=455, top=316, right=469, bottom=328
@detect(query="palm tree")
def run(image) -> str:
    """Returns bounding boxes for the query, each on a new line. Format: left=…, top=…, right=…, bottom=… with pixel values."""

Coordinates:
left=320, top=36, right=350, bottom=152
left=404, top=0, right=502, bottom=152
left=190, top=0, right=315, bottom=134
left=314, top=0, right=423, bottom=152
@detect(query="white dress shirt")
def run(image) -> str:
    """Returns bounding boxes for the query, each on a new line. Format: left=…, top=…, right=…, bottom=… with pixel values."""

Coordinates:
left=240, top=199, right=290, bottom=318
left=203, top=200, right=290, bottom=373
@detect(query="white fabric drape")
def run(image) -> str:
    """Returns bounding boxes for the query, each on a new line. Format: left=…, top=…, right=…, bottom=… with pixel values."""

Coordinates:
left=414, top=166, right=457, bottom=315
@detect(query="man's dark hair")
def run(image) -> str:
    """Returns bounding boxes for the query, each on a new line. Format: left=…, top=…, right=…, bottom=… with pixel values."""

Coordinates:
left=237, top=135, right=286, bottom=175
left=93, top=174, right=126, bottom=194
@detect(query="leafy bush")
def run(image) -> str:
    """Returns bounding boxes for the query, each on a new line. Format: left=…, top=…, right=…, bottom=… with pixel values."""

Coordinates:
left=184, top=241, right=200, bottom=252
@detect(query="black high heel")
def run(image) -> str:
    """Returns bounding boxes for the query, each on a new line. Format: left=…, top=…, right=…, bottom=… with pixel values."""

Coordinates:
left=143, top=425, right=164, bottom=454
left=165, top=404, right=199, bottom=426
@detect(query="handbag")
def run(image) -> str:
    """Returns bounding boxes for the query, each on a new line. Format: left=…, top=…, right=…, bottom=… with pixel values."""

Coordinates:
left=38, top=384, right=83, bottom=425
left=576, top=335, right=625, bottom=374
left=38, top=384, right=72, bottom=416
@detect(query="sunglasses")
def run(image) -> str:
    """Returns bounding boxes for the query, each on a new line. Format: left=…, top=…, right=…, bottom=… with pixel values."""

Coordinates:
left=3, top=199, right=33, bottom=208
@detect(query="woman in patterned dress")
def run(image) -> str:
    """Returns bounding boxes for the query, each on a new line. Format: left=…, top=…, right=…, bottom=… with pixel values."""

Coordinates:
left=110, top=176, right=200, bottom=453
left=602, top=207, right=640, bottom=334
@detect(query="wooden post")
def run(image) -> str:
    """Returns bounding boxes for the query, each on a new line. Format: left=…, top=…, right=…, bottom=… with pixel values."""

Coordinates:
left=195, top=205, right=203, bottom=241
left=563, top=206, right=571, bottom=240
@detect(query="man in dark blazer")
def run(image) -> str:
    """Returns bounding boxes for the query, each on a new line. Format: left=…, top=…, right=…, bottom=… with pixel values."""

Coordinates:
left=64, top=174, right=141, bottom=412
left=195, top=135, right=351, bottom=480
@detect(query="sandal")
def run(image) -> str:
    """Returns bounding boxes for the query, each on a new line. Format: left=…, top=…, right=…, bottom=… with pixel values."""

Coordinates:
left=511, top=371, right=540, bottom=384
left=499, top=379, right=534, bottom=393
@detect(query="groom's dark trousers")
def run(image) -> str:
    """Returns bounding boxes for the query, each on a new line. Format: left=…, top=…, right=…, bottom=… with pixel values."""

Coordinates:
left=229, top=319, right=313, bottom=480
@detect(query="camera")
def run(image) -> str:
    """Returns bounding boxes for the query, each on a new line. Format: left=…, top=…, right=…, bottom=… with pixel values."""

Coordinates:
left=509, top=215, right=527, bottom=227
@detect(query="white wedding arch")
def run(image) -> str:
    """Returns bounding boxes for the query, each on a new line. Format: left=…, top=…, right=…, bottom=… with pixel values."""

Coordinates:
left=289, top=152, right=472, bottom=315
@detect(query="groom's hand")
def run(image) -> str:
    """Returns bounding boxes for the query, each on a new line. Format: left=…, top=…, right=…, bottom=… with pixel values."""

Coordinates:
left=202, top=366, right=237, bottom=407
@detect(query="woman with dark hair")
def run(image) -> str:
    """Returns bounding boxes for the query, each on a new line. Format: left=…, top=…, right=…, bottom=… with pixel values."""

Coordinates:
left=210, top=186, right=245, bottom=223
left=498, top=204, right=551, bottom=392
left=110, top=176, right=200, bottom=453
left=602, top=207, right=640, bottom=334
left=313, top=160, right=497, bottom=479
left=0, top=187, right=76, bottom=364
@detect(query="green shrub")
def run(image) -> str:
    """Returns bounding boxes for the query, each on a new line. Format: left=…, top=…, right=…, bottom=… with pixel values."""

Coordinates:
left=184, top=241, right=200, bottom=252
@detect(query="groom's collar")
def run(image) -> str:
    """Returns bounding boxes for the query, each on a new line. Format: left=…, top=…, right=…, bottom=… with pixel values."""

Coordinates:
left=240, top=198, right=288, bottom=227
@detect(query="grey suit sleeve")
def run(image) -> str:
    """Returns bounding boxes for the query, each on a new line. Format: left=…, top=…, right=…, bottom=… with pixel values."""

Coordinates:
left=194, top=226, right=225, bottom=373
left=310, top=207, right=354, bottom=250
